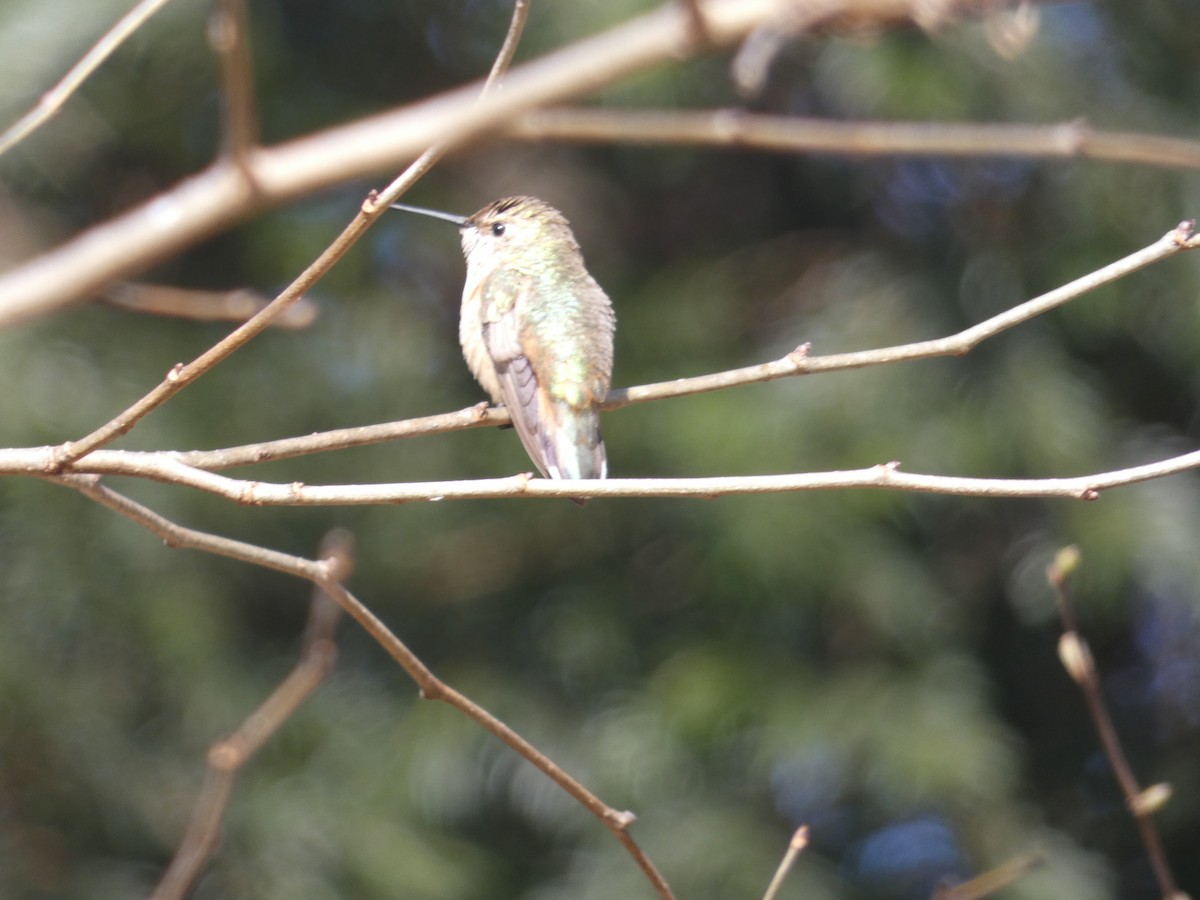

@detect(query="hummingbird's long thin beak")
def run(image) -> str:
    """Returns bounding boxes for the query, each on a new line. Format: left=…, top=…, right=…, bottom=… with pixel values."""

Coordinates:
left=390, top=202, right=469, bottom=227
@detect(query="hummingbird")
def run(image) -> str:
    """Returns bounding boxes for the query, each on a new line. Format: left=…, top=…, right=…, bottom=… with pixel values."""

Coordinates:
left=392, top=196, right=616, bottom=485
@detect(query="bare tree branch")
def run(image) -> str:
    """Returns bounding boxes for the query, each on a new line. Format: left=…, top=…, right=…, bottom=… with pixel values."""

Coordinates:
left=512, top=107, right=1200, bottom=171
left=209, top=0, right=260, bottom=170
left=100, top=283, right=317, bottom=328
left=0, top=221, right=1185, bottom=504
left=9, top=443, right=1200, bottom=505
left=64, top=478, right=675, bottom=899
left=45, top=0, right=530, bottom=470
left=1046, top=549, right=1183, bottom=900
left=761, top=826, right=809, bottom=900
left=0, top=0, right=1000, bottom=330
left=131, top=220, right=1197, bottom=472
left=149, top=530, right=350, bottom=900
left=0, top=0, right=179, bottom=157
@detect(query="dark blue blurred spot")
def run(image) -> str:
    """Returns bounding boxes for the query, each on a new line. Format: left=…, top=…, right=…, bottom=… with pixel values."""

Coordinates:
left=1134, top=588, right=1200, bottom=730
left=849, top=817, right=968, bottom=899
left=771, top=747, right=854, bottom=843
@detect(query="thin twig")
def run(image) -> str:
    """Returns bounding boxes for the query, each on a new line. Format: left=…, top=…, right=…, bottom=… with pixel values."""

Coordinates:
left=66, top=477, right=674, bottom=899
left=762, top=826, right=808, bottom=900
left=932, top=852, right=1042, bottom=900
left=210, top=0, right=260, bottom=170
left=1046, top=548, right=1183, bottom=900
left=360, top=0, right=530, bottom=213
left=149, top=530, right=350, bottom=900
left=512, top=107, right=1200, bottom=171
left=101, top=283, right=317, bottom=328
left=0, top=0, right=178, bottom=157
left=10, top=444, right=1200, bottom=505
left=46, top=0, right=531, bottom=470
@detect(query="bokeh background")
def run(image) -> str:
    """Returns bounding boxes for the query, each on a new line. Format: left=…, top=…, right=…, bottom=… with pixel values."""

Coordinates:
left=3, top=1, right=1200, bottom=898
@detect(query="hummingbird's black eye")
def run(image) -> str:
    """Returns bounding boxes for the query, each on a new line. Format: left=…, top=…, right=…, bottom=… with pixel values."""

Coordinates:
left=491, top=222, right=506, bottom=237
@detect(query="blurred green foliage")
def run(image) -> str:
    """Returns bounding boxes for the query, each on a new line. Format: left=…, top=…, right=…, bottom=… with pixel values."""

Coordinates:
left=2, top=2, right=1200, bottom=898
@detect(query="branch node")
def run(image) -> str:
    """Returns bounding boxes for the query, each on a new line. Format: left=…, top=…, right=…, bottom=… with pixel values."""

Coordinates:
left=1063, top=116, right=1092, bottom=154
left=1046, top=544, right=1081, bottom=588
left=607, top=809, right=638, bottom=829
left=317, top=528, right=356, bottom=583
left=43, top=445, right=72, bottom=474
left=166, top=362, right=185, bottom=383
left=1057, top=631, right=1092, bottom=685
left=207, top=741, right=241, bottom=773
left=1131, top=782, right=1173, bottom=816
left=362, top=189, right=381, bottom=214
left=1081, top=487, right=1101, bottom=501
left=1172, top=219, right=1197, bottom=247
left=786, top=343, right=812, bottom=368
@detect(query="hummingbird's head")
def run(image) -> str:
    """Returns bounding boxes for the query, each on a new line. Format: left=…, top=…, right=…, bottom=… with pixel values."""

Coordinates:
left=459, top=196, right=577, bottom=270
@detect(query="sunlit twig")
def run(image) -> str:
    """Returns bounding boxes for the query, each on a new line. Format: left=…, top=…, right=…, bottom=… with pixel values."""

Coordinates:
left=1046, top=548, right=1183, bottom=900
left=761, top=826, right=808, bottom=900
left=210, top=0, right=260, bottom=170
left=7, top=441, right=1200, bottom=505
left=0, top=0, right=178, bottom=157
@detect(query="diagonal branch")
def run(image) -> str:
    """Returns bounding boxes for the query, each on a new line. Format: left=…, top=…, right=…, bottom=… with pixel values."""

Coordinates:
left=46, top=0, right=531, bottom=470
left=0, top=0, right=179, bottom=157
left=149, top=529, right=351, bottom=900
left=1046, top=549, right=1182, bottom=900
left=65, top=476, right=675, bottom=899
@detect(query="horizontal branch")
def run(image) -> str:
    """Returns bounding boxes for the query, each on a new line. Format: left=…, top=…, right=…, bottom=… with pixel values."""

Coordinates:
left=512, top=108, right=1200, bottom=170
left=12, top=446, right=1200, bottom=505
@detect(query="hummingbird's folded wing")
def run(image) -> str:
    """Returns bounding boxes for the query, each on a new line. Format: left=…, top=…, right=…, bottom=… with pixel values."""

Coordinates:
left=479, top=270, right=560, bottom=480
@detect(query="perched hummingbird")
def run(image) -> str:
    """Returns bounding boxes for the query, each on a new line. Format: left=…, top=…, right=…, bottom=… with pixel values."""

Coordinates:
left=392, top=196, right=616, bottom=483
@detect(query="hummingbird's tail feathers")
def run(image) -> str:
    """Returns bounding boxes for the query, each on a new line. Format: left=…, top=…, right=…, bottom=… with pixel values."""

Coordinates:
left=545, top=404, right=606, bottom=482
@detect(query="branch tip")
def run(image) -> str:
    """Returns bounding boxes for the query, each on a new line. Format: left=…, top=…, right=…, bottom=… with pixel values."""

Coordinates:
left=206, top=742, right=240, bottom=772
left=1131, top=783, right=1172, bottom=816
left=609, top=809, right=638, bottom=829
left=790, top=825, right=809, bottom=850
left=787, top=342, right=812, bottom=366
left=1047, top=544, right=1081, bottom=586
